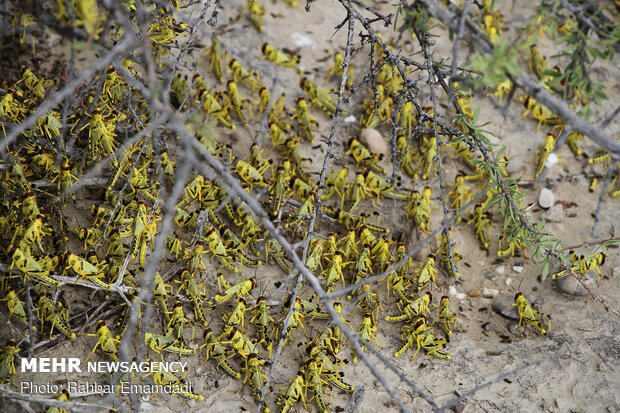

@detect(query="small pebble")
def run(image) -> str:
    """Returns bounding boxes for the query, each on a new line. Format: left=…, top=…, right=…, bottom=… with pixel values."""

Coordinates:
left=470, top=301, right=476, bottom=307
left=449, top=402, right=466, bottom=413
left=187, top=399, right=196, bottom=408
left=538, top=187, right=554, bottom=209
left=484, top=270, right=496, bottom=279
left=512, top=266, right=523, bottom=273
left=448, top=285, right=458, bottom=296
left=508, top=323, right=525, bottom=336
left=344, top=115, right=357, bottom=123
left=546, top=152, right=559, bottom=168
left=483, top=322, right=495, bottom=332
left=612, top=266, right=620, bottom=278
left=359, top=128, right=389, bottom=157
left=482, top=288, right=499, bottom=298
left=468, top=290, right=481, bottom=297
left=492, top=296, right=520, bottom=320
left=456, top=293, right=466, bottom=300
left=496, top=265, right=505, bottom=275
left=291, top=32, right=314, bottom=48
left=542, top=203, right=564, bottom=222
left=505, top=277, right=512, bottom=286
left=556, top=398, right=571, bottom=411
left=140, top=402, right=154, bottom=411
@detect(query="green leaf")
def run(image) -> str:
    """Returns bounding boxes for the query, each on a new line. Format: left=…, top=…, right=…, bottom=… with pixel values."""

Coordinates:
left=541, top=259, right=550, bottom=280
left=472, top=106, right=480, bottom=123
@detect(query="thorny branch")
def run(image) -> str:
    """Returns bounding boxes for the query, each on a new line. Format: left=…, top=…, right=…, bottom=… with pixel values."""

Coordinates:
left=1, top=1, right=618, bottom=412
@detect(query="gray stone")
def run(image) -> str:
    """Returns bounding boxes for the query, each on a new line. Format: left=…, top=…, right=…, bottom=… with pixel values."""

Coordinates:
left=538, top=187, right=554, bottom=209
left=612, top=266, right=620, bottom=278
left=483, top=322, right=495, bottom=331
left=542, top=204, right=564, bottom=222
left=492, top=296, right=520, bottom=320
left=555, top=271, right=596, bottom=295
left=484, top=270, right=497, bottom=279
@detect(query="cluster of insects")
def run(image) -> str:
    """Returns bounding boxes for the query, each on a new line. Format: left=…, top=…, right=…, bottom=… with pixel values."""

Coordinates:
left=0, top=0, right=612, bottom=412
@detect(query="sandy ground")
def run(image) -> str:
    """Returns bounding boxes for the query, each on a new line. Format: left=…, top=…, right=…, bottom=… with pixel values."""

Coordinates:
left=2, top=0, right=619, bottom=412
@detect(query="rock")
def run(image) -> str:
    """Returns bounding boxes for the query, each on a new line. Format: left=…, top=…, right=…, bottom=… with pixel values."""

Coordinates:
left=542, top=204, right=564, bottom=222
left=483, top=322, right=495, bottom=331
left=546, top=152, right=559, bottom=169
left=538, top=187, right=554, bottom=209
left=482, top=288, right=499, bottom=298
left=449, top=402, right=466, bottom=413
left=345, top=386, right=365, bottom=413
left=496, top=265, right=505, bottom=275
left=613, top=266, right=620, bottom=278
left=468, top=290, right=480, bottom=297
left=512, top=266, right=523, bottom=273
left=505, top=157, right=523, bottom=175
left=555, top=271, right=596, bottom=295
left=187, top=399, right=196, bottom=408
left=359, top=128, right=389, bottom=157
left=456, top=293, right=466, bottom=300
left=505, top=277, right=512, bottom=286
left=344, top=115, right=357, bottom=123
left=508, top=322, right=525, bottom=336
left=291, top=32, right=314, bottom=48
left=448, top=286, right=458, bottom=296
left=484, top=270, right=496, bottom=279
left=493, top=296, right=520, bottom=320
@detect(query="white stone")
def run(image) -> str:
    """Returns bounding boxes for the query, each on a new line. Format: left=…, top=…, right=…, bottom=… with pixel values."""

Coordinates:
left=482, top=288, right=499, bottom=298
left=359, top=128, right=389, bottom=157
left=291, top=32, right=314, bottom=48
left=612, top=266, right=620, bottom=278
left=456, top=293, right=466, bottom=300
left=496, top=265, right=505, bottom=275
left=505, top=277, right=512, bottom=286
left=344, top=115, right=357, bottom=123
left=448, top=285, right=458, bottom=296
left=512, top=266, right=523, bottom=273
left=546, top=152, right=559, bottom=168
left=538, top=187, right=554, bottom=209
